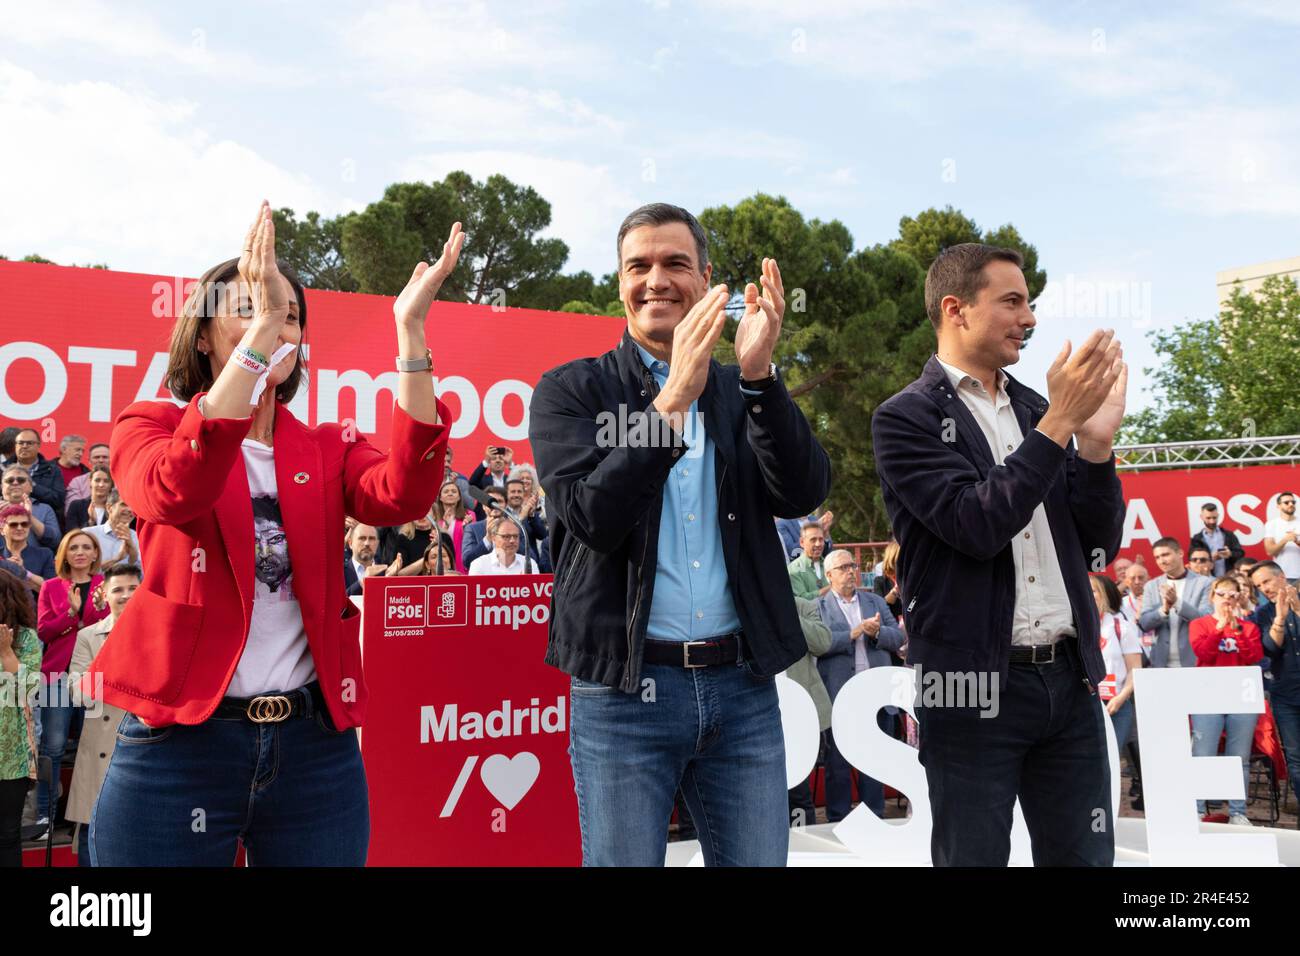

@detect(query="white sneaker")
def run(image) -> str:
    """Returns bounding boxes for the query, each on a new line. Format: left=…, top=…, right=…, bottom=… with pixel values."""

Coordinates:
left=1228, top=813, right=1253, bottom=827
left=24, top=817, right=50, bottom=842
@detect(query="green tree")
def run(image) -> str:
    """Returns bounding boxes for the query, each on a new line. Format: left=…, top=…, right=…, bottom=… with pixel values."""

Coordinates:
left=1120, top=275, right=1300, bottom=443
left=272, top=208, right=357, bottom=291
left=341, top=172, right=570, bottom=305
left=698, top=195, right=1048, bottom=542
left=893, top=206, right=1046, bottom=299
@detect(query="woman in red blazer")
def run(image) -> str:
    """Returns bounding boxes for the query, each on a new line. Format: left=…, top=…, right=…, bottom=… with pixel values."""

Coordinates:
left=1188, top=575, right=1264, bottom=824
left=34, top=530, right=109, bottom=832
left=88, top=202, right=462, bottom=866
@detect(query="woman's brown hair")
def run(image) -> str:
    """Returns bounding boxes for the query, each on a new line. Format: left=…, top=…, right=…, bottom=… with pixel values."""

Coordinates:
left=432, top=480, right=467, bottom=523
left=54, top=530, right=103, bottom=579
left=165, top=257, right=309, bottom=403
left=0, top=569, right=36, bottom=631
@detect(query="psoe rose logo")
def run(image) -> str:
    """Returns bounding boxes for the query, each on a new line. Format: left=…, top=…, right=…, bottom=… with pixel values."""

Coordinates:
left=427, top=583, right=468, bottom=627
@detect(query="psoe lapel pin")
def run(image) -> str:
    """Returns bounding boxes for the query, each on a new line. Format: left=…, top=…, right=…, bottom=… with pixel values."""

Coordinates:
left=293, top=472, right=310, bottom=484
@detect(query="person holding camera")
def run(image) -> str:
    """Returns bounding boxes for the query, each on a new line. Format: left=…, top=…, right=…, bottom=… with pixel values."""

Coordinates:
left=471, top=445, right=511, bottom=491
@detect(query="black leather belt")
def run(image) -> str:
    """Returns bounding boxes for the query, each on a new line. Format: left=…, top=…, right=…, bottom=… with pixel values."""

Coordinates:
left=643, top=633, right=742, bottom=668
left=212, top=680, right=324, bottom=723
left=1008, top=637, right=1073, bottom=665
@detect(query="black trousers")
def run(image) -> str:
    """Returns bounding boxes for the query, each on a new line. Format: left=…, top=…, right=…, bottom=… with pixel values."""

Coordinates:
left=0, top=777, right=32, bottom=867
left=917, top=641, right=1113, bottom=866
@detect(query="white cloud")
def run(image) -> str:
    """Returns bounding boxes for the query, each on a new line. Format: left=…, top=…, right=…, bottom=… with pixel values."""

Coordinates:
left=2, top=0, right=313, bottom=85
left=1105, top=105, right=1300, bottom=217
left=338, top=0, right=606, bottom=80
left=378, top=85, right=625, bottom=145
left=397, top=151, right=640, bottom=275
left=0, top=61, right=353, bottom=276
left=701, top=0, right=1224, bottom=97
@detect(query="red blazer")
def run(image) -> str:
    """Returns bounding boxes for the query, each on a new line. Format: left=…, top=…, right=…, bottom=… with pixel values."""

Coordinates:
left=1189, top=615, right=1264, bottom=668
left=87, top=392, right=449, bottom=728
left=37, top=574, right=109, bottom=675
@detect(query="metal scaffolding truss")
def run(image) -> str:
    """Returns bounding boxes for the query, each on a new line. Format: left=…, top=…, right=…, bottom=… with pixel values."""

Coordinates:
left=1114, top=434, right=1300, bottom=471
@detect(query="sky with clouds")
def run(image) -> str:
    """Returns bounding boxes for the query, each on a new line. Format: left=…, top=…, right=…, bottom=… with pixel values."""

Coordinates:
left=2, top=0, right=1297, bottom=412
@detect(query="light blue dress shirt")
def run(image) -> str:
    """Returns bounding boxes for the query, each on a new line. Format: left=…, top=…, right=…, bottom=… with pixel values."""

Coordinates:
left=636, top=343, right=743, bottom=642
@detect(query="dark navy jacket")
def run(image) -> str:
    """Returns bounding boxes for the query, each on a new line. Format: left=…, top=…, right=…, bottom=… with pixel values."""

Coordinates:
left=1252, top=600, right=1300, bottom=704
left=529, top=331, right=831, bottom=691
left=870, top=356, right=1125, bottom=687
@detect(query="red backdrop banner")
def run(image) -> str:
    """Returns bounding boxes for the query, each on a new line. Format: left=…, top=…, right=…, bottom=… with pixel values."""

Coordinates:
left=360, top=574, right=580, bottom=866
left=0, top=260, right=624, bottom=462
left=1116, top=463, right=1300, bottom=566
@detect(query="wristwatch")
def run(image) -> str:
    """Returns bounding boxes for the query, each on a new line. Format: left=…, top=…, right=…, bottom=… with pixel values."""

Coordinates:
left=396, top=349, right=433, bottom=373
left=740, top=363, right=778, bottom=391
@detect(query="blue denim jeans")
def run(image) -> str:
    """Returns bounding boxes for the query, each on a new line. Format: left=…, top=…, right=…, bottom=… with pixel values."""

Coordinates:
left=36, top=675, right=76, bottom=823
left=916, top=642, right=1113, bottom=867
left=824, top=709, right=894, bottom=821
left=568, top=658, right=788, bottom=866
left=76, top=823, right=91, bottom=867
left=90, top=698, right=368, bottom=866
left=1269, top=696, right=1300, bottom=788
left=1191, top=711, right=1259, bottom=817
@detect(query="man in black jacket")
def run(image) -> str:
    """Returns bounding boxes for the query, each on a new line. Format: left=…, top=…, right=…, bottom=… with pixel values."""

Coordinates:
left=529, top=203, right=829, bottom=866
left=1189, top=502, right=1245, bottom=577
left=11, top=429, right=65, bottom=515
left=872, top=243, right=1127, bottom=867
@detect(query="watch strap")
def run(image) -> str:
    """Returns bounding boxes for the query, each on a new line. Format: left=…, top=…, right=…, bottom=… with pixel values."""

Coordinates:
left=396, top=349, right=433, bottom=373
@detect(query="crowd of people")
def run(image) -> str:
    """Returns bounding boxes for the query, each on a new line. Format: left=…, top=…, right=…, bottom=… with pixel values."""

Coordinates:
left=2, top=410, right=1297, bottom=864
left=776, top=495, right=1300, bottom=829
left=0, top=418, right=1295, bottom=860
left=2, top=201, right=1297, bottom=869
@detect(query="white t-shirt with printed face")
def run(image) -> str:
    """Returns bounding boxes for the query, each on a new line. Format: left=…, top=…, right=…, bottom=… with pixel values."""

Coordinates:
left=227, top=439, right=317, bottom=698
left=1266, top=516, right=1300, bottom=578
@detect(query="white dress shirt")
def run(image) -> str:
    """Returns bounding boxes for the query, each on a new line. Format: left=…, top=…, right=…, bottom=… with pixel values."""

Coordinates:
left=935, top=358, right=1076, bottom=647
left=1158, top=572, right=1190, bottom=668
left=468, top=550, right=527, bottom=575
left=833, top=590, right=870, bottom=672
left=352, top=559, right=369, bottom=585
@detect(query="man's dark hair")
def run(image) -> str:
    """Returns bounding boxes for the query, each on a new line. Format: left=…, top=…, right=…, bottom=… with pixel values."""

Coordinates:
left=0, top=427, right=20, bottom=458
left=1188, top=545, right=1212, bottom=560
left=251, top=496, right=279, bottom=523
left=923, top=242, right=1024, bottom=331
left=1201, top=502, right=1219, bottom=512
left=88, top=442, right=109, bottom=454
left=1235, top=556, right=1259, bottom=572
left=486, top=487, right=506, bottom=502
left=616, top=203, right=709, bottom=273
left=1152, top=536, right=1182, bottom=553
left=505, top=478, right=525, bottom=491
left=103, top=563, right=142, bottom=585
left=1279, top=491, right=1297, bottom=503
left=1251, top=560, right=1284, bottom=578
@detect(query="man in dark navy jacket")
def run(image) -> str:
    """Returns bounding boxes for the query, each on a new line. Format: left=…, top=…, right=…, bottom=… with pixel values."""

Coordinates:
left=872, top=243, right=1127, bottom=866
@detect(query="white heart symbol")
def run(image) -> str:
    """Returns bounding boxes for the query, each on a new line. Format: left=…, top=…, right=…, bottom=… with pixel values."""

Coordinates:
left=479, top=752, right=540, bottom=811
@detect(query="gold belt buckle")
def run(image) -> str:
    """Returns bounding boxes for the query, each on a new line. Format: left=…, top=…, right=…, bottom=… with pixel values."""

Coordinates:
left=247, top=694, right=293, bottom=723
